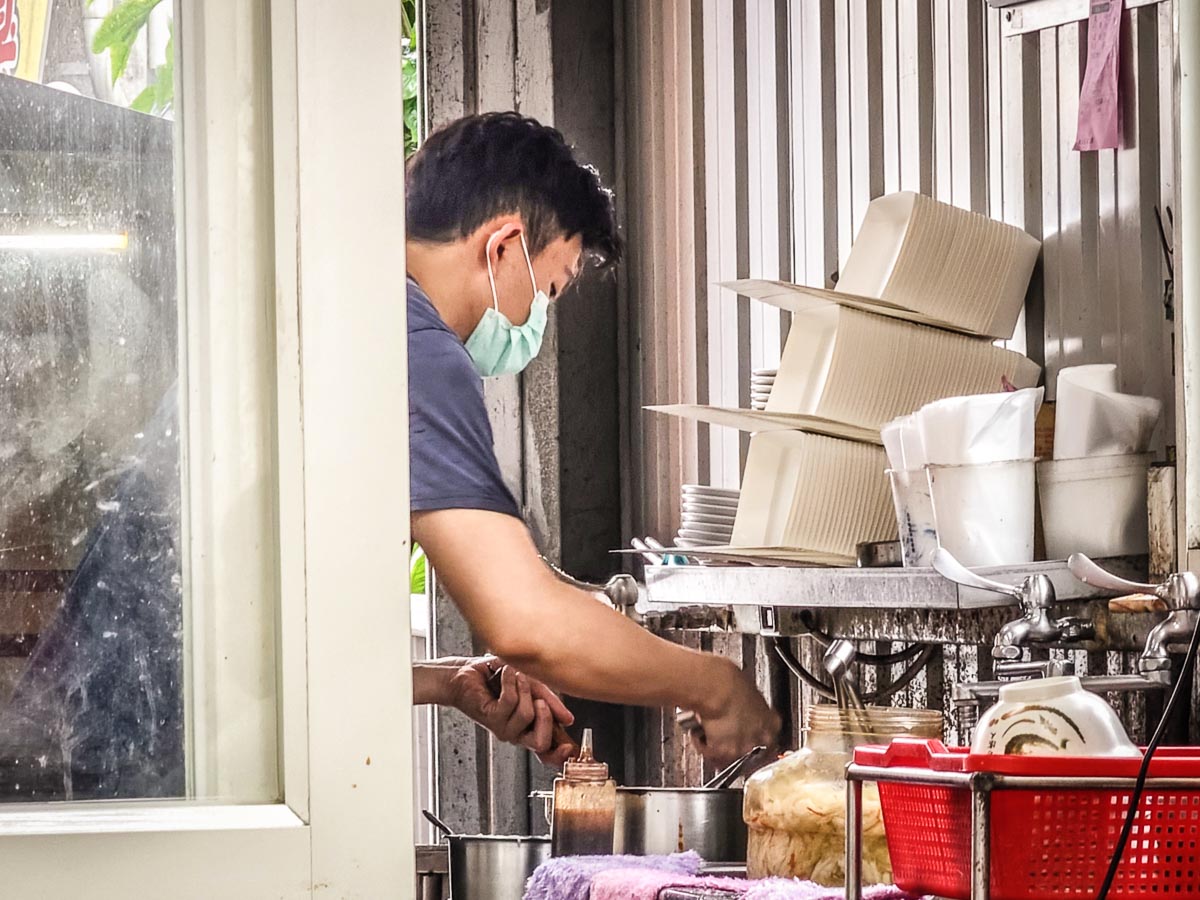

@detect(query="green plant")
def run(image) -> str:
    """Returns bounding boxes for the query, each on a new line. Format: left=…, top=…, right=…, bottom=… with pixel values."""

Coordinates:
left=90, top=0, right=173, bottom=115
left=402, top=0, right=419, bottom=156
left=93, top=0, right=418, bottom=145
left=410, top=544, right=427, bottom=596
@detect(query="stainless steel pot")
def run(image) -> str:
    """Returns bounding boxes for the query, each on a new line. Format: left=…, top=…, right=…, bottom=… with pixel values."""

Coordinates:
left=613, top=787, right=747, bottom=863
left=447, top=834, right=550, bottom=900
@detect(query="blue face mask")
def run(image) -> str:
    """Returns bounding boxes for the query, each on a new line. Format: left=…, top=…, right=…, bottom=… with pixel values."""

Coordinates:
left=464, top=233, right=549, bottom=378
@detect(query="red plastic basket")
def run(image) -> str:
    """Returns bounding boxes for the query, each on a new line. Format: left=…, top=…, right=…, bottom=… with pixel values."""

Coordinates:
left=854, top=738, right=1200, bottom=900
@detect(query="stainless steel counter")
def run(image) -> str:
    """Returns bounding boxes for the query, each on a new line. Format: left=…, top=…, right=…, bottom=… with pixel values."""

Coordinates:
left=641, top=556, right=1147, bottom=620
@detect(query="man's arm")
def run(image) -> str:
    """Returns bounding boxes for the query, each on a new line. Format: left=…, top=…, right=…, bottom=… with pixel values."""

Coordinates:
left=413, top=656, right=577, bottom=765
left=412, top=508, right=779, bottom=761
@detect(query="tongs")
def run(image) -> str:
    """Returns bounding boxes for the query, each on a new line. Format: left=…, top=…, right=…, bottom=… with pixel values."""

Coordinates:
left=675, top=708, right=771, bottom=787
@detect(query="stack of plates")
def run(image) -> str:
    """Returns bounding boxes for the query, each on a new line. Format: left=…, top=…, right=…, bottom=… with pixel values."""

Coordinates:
left=675, top=484, right=739, bottom=547
left=751, top=369, right=776, bottom=411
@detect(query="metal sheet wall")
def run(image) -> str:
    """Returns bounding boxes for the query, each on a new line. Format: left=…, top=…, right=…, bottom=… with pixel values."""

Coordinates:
left=628, top=0, right=1177, bottom=541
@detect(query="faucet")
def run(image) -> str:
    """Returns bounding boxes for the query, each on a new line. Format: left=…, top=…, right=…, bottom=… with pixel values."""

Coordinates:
left=932, top=550, right=1096, bottom=662
left=933, top=549, right=1101, bottom=738
left=1068, top=554, right=1200, bottom=685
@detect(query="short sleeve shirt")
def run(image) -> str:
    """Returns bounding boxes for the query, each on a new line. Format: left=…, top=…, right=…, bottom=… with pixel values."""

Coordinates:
left=407, top=277, right=521, bottom=518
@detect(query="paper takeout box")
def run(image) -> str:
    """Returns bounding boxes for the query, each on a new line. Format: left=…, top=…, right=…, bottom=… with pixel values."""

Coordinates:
left=710, top=431, right=896, bottom=562
left=724, top=191, right=1041, bottom=339
left=653, top=303, right=1039, bottom=435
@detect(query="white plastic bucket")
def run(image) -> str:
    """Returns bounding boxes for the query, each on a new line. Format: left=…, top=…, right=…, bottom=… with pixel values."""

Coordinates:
left=926, top=459, right=1036, bottom=567
left=887, top=469, right=938, bottom=567
left=1036, top=453, right=1152, bottom=559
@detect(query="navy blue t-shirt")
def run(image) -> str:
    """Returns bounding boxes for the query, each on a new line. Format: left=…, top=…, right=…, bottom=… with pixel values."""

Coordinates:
left=408, top=277, right=521, bottom=518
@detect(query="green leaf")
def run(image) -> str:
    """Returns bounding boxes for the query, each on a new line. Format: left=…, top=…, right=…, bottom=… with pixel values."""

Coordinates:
left=91, top=0, right=165, bottom=83
left=403, top=60, right=418, bottom=101
left=129, top=84, right=156, bottom=113
left=410, top=545, right=427, bottom=596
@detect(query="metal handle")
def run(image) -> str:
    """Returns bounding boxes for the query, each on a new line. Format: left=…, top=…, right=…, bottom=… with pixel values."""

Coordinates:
left=1068, top=553, right=1157, bottom=594
left=932, top=549, right=1023, bottom=599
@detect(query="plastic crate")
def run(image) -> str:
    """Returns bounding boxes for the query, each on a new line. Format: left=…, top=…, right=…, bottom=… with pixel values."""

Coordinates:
left=854, top=738, right=1200, bottom=900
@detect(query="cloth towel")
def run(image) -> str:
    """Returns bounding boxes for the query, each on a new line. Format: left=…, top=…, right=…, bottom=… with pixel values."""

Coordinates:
left=523, top=851, right=703, bottom=900
left=744, top=879, right=917, bottom=900
left=590, top=867, right=750, bottom=899
left=589, top=867, right=924, bottom=900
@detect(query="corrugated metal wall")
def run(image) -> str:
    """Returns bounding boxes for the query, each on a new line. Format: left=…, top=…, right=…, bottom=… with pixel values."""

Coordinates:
left=622, top=0, right=1181, bottom=778
left=629, top=0, right=1177, bottom=541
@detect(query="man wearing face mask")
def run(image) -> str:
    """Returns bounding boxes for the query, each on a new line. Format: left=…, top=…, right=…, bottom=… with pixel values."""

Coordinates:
left=406, top=112, right=779, bottom=765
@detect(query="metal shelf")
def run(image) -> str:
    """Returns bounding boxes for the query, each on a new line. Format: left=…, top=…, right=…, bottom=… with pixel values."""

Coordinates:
left=640, top=556, right=1148, bottom=617
left=991, top=0, right=1167, bottom=38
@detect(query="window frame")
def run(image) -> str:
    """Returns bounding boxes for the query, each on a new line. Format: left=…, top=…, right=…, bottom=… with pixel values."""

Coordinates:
left=0, top=0, right=413, bottom=894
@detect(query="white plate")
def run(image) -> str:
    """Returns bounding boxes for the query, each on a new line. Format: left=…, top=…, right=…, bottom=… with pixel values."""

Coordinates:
left=682, top=512, right=738, bottom=526
left=682, top=486, right=740, bottom=498
left=683, top=500, right=740, bottom=514
left=682, top=483, right=740, bottom=492
left=679, top=527, right=735, bottom=541
left=752, top=369, right=778, bottom=378
left=682, top=504, right=738, bottom=516
left=679, top=520, right=734, bottom=532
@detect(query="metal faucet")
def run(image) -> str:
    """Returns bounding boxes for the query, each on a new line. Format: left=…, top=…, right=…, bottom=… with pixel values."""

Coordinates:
left=932, top=550, right=1096, bottom=661
left=1068, top=554, right=1200, bottom=684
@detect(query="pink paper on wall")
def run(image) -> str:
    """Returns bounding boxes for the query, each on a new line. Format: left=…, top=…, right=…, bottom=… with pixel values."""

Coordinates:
left=1074, top=0, right=1124, bottom=151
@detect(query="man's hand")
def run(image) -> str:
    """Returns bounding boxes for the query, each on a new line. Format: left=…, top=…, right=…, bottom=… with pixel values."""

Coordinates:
left=446, top=657, right=578, bottom=766
left=687, top=658, right=781, bottom=764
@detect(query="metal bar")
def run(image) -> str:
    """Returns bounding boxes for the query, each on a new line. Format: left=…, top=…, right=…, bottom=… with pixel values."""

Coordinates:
left=845, top=776, right=864, bottom=900
left=849, top=762, right=1200, bottom=793
left=970, top=780, right=992, bottom=900
left=1001, top=0, right=1167, bottom=38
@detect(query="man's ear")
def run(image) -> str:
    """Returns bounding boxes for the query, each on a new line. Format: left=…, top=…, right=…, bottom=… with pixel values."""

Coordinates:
left=484, top=219, right=525, bottom=265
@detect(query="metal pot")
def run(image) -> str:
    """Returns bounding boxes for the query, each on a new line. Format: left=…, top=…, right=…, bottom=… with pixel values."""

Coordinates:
left=613, top=787, right=747, bottom=863
left=447, top=834, right=550, bottom=900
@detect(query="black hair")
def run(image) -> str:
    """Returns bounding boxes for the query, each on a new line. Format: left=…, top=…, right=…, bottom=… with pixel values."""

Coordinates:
left=406, top=112, right=623, bottom=270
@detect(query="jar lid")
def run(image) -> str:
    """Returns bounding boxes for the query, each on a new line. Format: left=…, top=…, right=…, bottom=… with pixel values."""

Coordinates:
left=807, top=705, right=944, bottom=738
left=562, top=728, right=609, bottom=782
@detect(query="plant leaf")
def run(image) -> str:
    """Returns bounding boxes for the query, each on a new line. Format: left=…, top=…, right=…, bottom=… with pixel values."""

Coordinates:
left=410, top=545, right=427, bottom=596
left=129, top=84, right=156, bottom=113
left=92, top=0, right=165, bottom=83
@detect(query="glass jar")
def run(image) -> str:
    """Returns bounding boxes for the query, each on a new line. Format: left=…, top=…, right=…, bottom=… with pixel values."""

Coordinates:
left=743, top=706, right=943, bottom=886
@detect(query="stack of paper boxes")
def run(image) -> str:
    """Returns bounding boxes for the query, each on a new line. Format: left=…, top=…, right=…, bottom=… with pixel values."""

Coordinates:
left=651, top=191, right=1043, bottom=565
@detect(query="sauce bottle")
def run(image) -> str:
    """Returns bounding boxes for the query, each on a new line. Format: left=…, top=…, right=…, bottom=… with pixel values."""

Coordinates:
left=550, top=728, right=616, bottom=856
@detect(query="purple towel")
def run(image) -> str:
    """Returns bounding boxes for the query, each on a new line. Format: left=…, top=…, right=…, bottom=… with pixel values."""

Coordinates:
left=523, top=851, right=703, bottom=900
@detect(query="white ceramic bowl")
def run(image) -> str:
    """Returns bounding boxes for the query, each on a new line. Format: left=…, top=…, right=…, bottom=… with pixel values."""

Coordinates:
left=972, top=676, right=1139, bottom=757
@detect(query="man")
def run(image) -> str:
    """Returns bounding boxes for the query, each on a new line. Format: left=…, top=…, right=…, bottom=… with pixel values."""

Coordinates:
left=406, top=112, right=779, bottom=764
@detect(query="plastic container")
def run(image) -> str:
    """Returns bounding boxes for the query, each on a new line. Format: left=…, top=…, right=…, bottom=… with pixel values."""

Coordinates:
left=855, top=738, right=1200, bottom=900
left=551, top=728, right=616, bottom=856
left=971, top=675, right=1139, bottom=757
left=926, top=459, right=1035, bottom=567
left=887, top=469, right=937, bottom=567
left=743, top=706, right=943, bottom=886
left=1037, top=452, right=1152, bottom=559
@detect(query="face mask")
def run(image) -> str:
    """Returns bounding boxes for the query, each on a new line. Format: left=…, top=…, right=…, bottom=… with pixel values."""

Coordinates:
left=464, top=232, right=549, bottom=377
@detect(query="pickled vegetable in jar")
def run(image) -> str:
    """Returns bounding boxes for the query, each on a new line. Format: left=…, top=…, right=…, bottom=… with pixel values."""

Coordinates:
left=743, top=706, right=942, bottom=886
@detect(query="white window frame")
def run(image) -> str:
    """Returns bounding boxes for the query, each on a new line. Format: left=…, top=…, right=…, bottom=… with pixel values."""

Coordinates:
left=0, top=0, right=414, bottom=895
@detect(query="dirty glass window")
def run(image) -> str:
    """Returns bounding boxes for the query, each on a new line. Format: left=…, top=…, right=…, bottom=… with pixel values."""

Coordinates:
left=0, top=1, right=183, bottom=802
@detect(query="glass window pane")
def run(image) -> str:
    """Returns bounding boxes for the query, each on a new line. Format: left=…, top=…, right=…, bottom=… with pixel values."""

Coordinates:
left=0, top=1, right=277, bottom=803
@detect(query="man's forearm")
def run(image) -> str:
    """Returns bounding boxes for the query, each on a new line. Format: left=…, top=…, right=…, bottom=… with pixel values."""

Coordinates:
left=480, top=579, right=735, bottom=718
left=412, top=661, right=456, bottom=705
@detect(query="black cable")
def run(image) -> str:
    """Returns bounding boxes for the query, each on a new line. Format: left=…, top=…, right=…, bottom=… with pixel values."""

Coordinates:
left=771, top=638, right=938, bottom=705
left=1095, top=614, right=1200, bottom=900
left=795, top=611, right=931, bottom=667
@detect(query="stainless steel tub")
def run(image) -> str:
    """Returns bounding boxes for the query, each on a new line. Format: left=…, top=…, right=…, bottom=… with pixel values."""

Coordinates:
left=447, top=834, right=550, bottom=900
